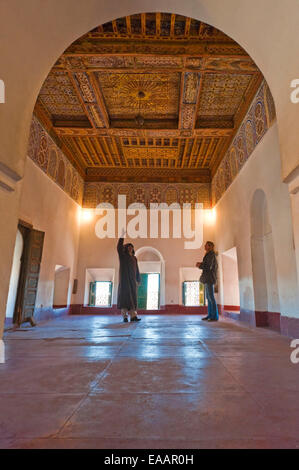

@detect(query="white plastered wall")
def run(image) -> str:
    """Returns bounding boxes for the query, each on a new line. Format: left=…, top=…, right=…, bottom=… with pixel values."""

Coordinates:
left=84, top=268, right=115, bottom=306
left=53, top=266, right=71, bottom=307
left=221, top=247, right=240, bottom=308
left=17, top=157, right=81, bottom=313
left=214, top=123, right=299, bottom=318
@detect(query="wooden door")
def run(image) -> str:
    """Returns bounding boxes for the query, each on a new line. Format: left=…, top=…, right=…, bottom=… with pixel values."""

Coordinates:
left=13, top=228, right=45, bottom=326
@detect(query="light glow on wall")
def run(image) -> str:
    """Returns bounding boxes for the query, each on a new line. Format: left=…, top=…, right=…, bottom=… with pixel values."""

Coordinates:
left=204, top=208, right=217, bottom=225
left=80, top=208, right=94, bottom=223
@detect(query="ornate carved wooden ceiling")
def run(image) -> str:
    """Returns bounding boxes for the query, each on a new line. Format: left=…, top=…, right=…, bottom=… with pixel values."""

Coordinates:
left=34, top=13, right=263, bottom=183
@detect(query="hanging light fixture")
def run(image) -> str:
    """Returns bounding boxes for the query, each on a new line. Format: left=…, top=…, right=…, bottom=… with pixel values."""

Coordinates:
left=135, top=90, right=145, bottom=127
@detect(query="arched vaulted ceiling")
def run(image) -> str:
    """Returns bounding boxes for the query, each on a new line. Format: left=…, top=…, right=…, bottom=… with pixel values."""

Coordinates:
left=34, top=12, right=263, bottom=183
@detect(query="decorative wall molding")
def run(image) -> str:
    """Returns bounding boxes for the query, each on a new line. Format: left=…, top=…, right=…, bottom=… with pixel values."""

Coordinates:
left=0, top=172, right=16, bottom=192
left=27, top=116, right=84, bottom=205
left=211, top=81, right=276, bottom=205
left=0, top=339, right=4, bottom=363
left=0, top=161, right=22, bottom=192
left=83, top=181, right=211, bottom=208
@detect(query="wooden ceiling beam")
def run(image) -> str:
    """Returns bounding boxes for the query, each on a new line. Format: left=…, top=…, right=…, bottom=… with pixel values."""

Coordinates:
left=63, top=41, right=247, bottom=58
left=111, top=136, right=125, bottom=167
left=156, top=13, right=161, bottom=36
left=88, top=72, right=110, bottom=128
left=178, top=72, right=186, bottom=130
left=112, top=20, right=118, bottom=34
left=188, top=138, right=197, bottom=168
left=179, top=71, right=202, bottom=132
left=209, top=138, right=229, bottom=173
left=66, top=70, right=95, bottom=129
left=181, top=138, right=189, bottom=168
left=208, top=138, right=222, bottom=168
left=209, top=138, right=226, bottom=170
left=77, top=137, right=94, bottom=166
left=195, top=139, right=206, bottom=168
left=192, top=71, right=204, bottom=130
left=126, top=16, right=131, bottom=35
left=85, top=166, right=211, bottom=183
left=63, top=66, right=258, bottom=75
left=202, top=138, right=215, bottom=167
left=53, top=126, right=234, bottom=138
left=64, top=137, right=89, bottom=175
left=92, top=137, right=110, bottom=166
left=102, top=137, right=115, bottom=166
left=34, top=100, right=54, bottom=135
left=57, top=139, right=86, bottom=177
left=184, top=18, right=191, bottom=37
left=170, top=14, right=176, bottom=37
left=141, top=13, right=146, bottom=36
left=85, top=138, right=102, bottom=166
left=199, top=22, right=205, bottom=36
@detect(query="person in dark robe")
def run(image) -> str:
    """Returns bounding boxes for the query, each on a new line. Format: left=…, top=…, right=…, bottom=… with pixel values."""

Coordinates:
left=117, top=235, right=141, bottom=323
left=196, top=241, right=219, bottom=322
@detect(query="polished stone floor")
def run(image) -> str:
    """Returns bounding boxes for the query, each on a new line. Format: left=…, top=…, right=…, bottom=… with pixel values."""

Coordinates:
left=0, top=314, right=299, bottom=449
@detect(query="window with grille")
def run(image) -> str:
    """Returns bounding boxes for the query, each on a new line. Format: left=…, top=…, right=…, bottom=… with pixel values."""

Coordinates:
left=182, top=281, right=205, bottom=306
left=89, top=281, right=112, bottom=307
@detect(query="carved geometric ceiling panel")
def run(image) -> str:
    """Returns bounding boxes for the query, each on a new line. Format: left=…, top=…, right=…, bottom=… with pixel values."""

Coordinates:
left=38, top=70, right=86, bottom=122
left=197, top=73, right=252, bottom=118
left=34, top=12, right=263, bottom=182
left=96, top=72, right=180, bottom=121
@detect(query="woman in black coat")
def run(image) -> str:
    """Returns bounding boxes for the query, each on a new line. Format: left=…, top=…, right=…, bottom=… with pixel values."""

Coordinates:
left=117, top=236, right=141, bottom=323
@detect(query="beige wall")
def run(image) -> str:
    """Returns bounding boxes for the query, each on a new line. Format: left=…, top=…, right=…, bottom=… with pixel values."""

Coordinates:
left=5, top=229, right=23, bottom=319
left=75, top=212, right=215, bottom=307
left=18, top=157, right=81, bottom=312
left=221, top=248, right=240, bottom=308
left=53, top=267, right=71, bottom=307
left=0, top=184, right=22, bottom=337
left=214, top=123, right=299, bottom=318
left=288, top=176, right=299, bottom=287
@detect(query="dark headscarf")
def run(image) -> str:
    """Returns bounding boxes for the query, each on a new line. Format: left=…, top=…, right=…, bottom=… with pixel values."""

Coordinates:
left=123, top=243, right=135, bottom=255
